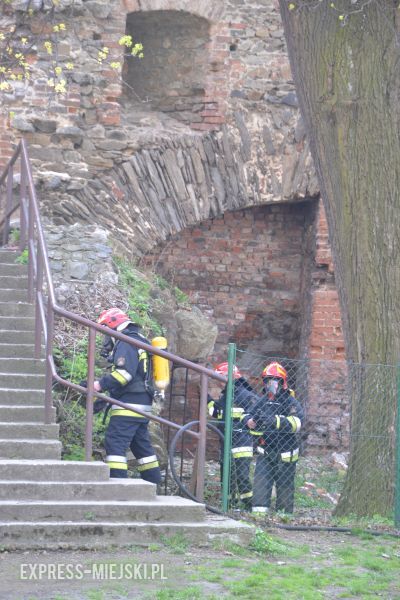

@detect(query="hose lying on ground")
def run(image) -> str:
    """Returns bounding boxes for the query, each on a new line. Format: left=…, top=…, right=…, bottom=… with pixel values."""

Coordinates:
left=168, top=421, right=400, bottom=537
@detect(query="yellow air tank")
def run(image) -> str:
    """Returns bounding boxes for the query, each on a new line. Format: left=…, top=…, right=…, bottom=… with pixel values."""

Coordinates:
left=151, top=337, right=170, bottom=391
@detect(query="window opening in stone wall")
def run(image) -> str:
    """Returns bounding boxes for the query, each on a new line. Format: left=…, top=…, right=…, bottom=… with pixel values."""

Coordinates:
left=122, top=10, right=210, bottom=125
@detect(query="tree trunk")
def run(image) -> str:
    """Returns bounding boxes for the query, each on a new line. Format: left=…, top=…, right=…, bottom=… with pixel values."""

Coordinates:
left=278, top=0, right=400, bottom=515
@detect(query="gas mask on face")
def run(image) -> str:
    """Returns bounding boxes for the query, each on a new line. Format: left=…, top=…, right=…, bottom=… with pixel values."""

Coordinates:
left=100, top=335, right=114, bottom=361
left=264, top=377, right=281, bottom=400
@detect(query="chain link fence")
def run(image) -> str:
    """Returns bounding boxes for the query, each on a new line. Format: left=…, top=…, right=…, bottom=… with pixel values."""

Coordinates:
left=200, top=345, right=400, bottom=528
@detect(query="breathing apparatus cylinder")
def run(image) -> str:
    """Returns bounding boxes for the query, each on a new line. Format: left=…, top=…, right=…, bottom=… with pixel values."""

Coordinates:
left=151, top=337, right=170, bottom=391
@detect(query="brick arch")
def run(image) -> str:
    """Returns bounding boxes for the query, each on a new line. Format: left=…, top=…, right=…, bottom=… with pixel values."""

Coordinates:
left=122, top=0, right=224, bottom=22
left=142, top=199, right=349, bottom=453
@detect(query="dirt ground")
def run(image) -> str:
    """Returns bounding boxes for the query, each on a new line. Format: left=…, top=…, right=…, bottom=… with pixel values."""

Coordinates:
left=1, top=527, right=399, bottom=600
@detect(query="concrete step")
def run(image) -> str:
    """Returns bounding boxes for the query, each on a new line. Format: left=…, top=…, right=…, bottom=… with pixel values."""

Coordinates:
left=0, top=439, right=62, bottom=459
left=0, top=302, right=34, bottom=317
left=0, top=342, right=35, bottom=358
left=0, top=316, right=35, bottom=331
left=0, top=250, right=19, bottom=263
left=0, top=422, right=59, bottom=439
left=0, top=372, right=45, bottom=388
left=0, top=263, right=27, bottom=276
left=0, top=358, right=45, bottom=374
left=0, top=289, right=28, bottom=302
left=0, top=496, right=204, bottom=523
left=0, top=330, right=35, bottom=344
left=0, top=478, right=156, bottom=501
left=0, top=276, right=28, bottom=290
left=0, top=459, right=110, bottom=481
left=0, top=405, right=55, bottom=422
left=0, top=515, right=254, bottom=550
left=0, top=388, right=45, bottom=404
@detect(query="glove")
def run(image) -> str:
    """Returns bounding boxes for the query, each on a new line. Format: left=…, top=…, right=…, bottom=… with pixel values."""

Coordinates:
left=79, top=380, right=102, bottom=393
left=93, top=399, right=109, bottom=414
left=253, top=414, right=279, bottom=431
left=207, top=395, right=220, bottom=418
left=263, top=415, right=280, bottom=431
left=79, top=381, right=106, bottom=413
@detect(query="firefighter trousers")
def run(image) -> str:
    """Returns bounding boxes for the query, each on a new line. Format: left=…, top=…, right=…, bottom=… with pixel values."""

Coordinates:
left=220, top=428, right=253, bottom=509
left=252, top=449, right=297, bottom=513
left=104, top=416, right=161, bottom=484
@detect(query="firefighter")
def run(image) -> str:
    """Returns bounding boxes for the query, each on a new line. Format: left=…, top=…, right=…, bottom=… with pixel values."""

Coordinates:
left=92, top=307, right=161, bottom=485
left=243, top=362, right=304, bottom=514
left=208, top=362, right=260, bottom=510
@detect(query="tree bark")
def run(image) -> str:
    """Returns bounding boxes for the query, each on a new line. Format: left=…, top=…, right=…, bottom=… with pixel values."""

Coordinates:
left=278, top=0, right=400, bottom=515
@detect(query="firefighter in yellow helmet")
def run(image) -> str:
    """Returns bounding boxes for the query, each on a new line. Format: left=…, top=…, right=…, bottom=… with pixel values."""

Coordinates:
left=92, top=308, right=161, bottom=485
left=243, top=362, right=304, bottom=514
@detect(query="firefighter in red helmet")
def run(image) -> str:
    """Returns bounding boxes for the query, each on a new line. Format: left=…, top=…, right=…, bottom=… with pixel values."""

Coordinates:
left=92, top=308, right=161, bottom=485
left=208, top=362, right=260, bottom=510
left=243, top=361, right=303, bottom=514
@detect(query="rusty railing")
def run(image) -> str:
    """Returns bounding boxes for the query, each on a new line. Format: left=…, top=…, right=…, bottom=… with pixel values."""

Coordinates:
left=0, top=139, right=226, bottom=502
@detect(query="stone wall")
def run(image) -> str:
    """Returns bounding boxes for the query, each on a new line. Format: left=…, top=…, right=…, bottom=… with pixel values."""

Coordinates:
left=124, top=11, right=211, bottom=124
left=0, top=0, right=317, bottom=230
left=43, top=222, right=117, bottom=305
left=0, top=0, right=349, bottom=450
left=43, top=221, right=218, bottom=358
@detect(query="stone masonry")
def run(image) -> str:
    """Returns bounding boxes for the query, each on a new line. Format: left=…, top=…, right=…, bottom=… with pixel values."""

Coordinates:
left=0, top=0, right=347, bottom=449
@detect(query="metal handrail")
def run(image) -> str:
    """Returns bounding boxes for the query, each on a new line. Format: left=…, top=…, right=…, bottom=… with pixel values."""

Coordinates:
left=0, top=140, right=226, bottom=502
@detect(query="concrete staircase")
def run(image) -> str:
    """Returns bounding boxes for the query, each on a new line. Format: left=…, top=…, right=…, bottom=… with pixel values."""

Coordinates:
left=0, top=249, right=253, bottom=550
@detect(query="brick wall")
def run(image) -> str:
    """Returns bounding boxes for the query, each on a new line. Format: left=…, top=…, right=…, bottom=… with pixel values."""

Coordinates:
left=310, top=204, right=344, bottom=361
left=143, top=201, right=315, bottom=362
left=306, top=203, right=350, bottom=451
left=146, top=199, right=350, bottom=452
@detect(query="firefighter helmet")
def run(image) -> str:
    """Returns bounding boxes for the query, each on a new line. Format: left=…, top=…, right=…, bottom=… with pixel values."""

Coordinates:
left=214, top=362, right=242, bottom=379
left=97, top=307, right=130, bottom=330
left=262, top=361, right=288, bottom=389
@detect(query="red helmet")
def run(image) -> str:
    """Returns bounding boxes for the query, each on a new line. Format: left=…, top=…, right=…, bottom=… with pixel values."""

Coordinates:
left=262, top=362, right=288, bottom=389
left=214, top=362, right=242, bottom=379
left=97, top=307, right=130, bottom=330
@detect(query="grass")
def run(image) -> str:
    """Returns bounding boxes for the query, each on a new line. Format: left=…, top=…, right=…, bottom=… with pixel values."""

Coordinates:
left=152, top=587, right=203, bottom=600
left=114, top=255, right=190, bottom=335
left=249, top=528, right=296, bottom=555
left=8, top=227, right=20, bottom=245
left=85, top=591, right=105, bottom=600
left=114, top=256, right=164, bottom=336
left=173, top=529, right=400, bottom=600
left=293, top=462, right=345, bottom=510
left=211, top=537, right=252, bottom=557
left=7, top=529, right=400, bottom=600
left=223, top=562, right=326, bottom=600
left=15, top=248, right=28, bottom=264
left=332, top=512, right=394, bottom=530
left=159, top=533, right=190, bottom=554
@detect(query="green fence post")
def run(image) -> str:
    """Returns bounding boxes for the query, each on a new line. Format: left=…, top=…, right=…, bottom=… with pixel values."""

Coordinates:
left=221, top=343, right=236, bottom=512
left=395, top=364, right=400, bottom=529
